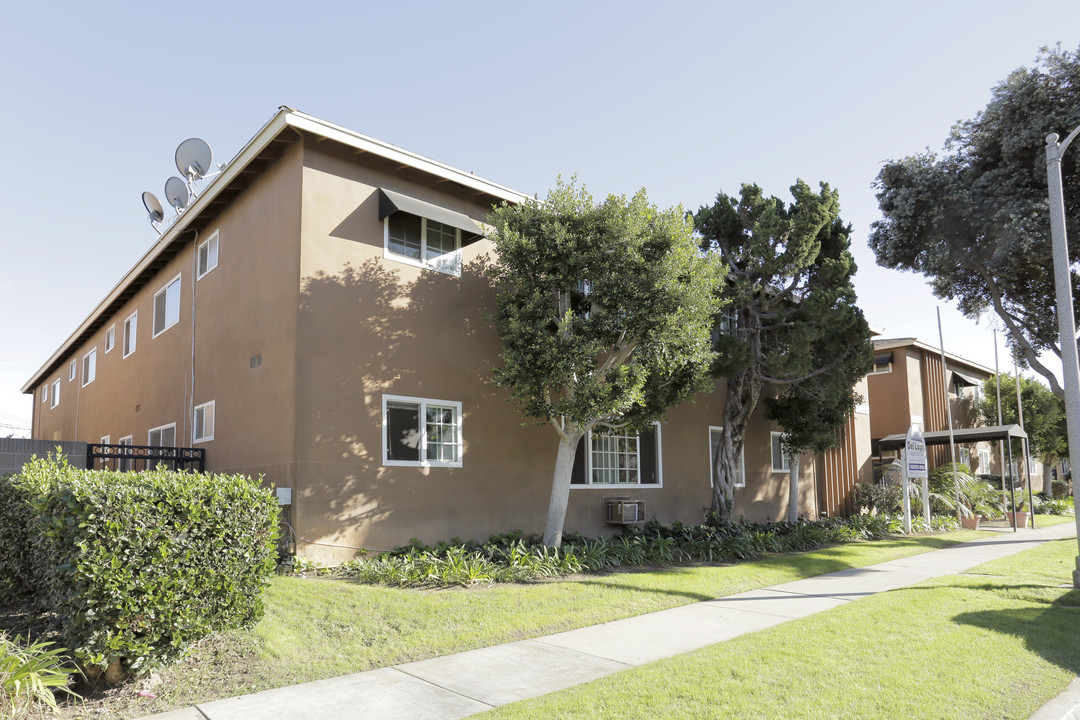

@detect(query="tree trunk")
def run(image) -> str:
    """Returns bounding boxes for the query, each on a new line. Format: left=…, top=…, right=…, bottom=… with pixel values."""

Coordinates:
left=543, top=427, right=584, bottom=547
left=787, top=453, right=801, bottom=523
left=713, top=367, right=761, bottom=521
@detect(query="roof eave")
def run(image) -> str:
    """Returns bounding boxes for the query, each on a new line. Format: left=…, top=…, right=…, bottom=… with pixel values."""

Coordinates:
left=22, top=108, right=533, bottom=393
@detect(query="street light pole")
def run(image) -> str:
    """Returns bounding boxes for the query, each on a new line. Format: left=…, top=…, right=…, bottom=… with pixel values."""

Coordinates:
left=1044, top=127, right=1080, bottom=588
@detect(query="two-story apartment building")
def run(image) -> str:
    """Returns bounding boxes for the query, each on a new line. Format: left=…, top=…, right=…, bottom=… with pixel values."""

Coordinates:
left=23, top=108, right=871, bottom=562
left=868, top=337, right=998, bottom=474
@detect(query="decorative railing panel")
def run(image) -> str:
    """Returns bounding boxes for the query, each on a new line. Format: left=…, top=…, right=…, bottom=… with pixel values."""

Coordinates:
left=86, top=443, right=206, bottom=473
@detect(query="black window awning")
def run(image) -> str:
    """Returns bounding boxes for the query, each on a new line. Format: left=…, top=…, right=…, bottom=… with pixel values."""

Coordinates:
left=378, top=188, right=483, bottom=236
left=950, top=369, right=983, bottom=387
left=874, top=351, right=894, bottom=364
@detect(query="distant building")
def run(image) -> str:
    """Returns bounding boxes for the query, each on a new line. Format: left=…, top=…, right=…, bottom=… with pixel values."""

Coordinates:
left=868, top=337, right=998, bottom=475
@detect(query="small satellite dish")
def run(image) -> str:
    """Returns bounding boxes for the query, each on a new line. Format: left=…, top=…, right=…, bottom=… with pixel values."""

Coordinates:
left=142, top=192, right=165, bottom=223
left=175, top=138, right=213, bottom=181
left=164, top=177, right=190, bottom=211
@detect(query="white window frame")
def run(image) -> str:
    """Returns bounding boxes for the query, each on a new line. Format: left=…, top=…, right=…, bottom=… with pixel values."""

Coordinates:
left=104, top=324, right=116, bottom=354
left=148, top=423, right=176, bottom=447
left=68, top=359, right=76, bottom=381
left=118, top=435, right=134, bottom=471
left=123, top=311, right=138, bottom=358
left=978, top=448, right=991, bottom=474
left=771, top=431, right=792, bottom=473
left=197, top=230, right=219, bottom=279
left=383, top=214, right=463, bottom=276
left=82, top=348, right=97, bottom=387
left=382, top=394, right=463, bottom=468
left=101, top=435, right=111, bottom=444
left=708, top=426, right=745, bottom=488
left=193, top=400, right=215, bottom=443
left=152, top=274, right=182, bottom=338
left=573, top=422, right=663, bottom=488
left=50, top=379, right=60, bottom=408
left=41, top=384, right=48, bottom=404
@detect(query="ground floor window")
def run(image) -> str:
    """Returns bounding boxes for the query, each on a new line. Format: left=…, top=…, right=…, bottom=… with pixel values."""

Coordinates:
left=771, top=431, right=792, bottom=473
left=382, top=395, right=462, bottom=467
left=708, top=427, right=746, bottom=487
left=977, top=448, right=991, bottom=474
left=148, top=423, right=176, bottom=447
left=193, top=401, right=215, bottom=443
left=571, top=423, right=661, bottom=487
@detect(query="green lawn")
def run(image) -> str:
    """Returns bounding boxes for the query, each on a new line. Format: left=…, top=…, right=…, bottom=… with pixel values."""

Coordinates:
left=482, top=537, right=1080, bottom=720
left=55, top=524, right=1074, bottom=719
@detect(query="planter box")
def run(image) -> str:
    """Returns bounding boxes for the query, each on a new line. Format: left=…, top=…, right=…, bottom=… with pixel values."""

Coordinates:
left=1007, top=511, right=1029, bottom=528
left=960, top=516, right=981, bottom=530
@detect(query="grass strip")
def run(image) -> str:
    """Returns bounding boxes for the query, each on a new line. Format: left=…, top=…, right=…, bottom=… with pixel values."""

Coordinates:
left=58, top=530, right=988, bottom=718
left=482, top=537, right=1080, bottom=720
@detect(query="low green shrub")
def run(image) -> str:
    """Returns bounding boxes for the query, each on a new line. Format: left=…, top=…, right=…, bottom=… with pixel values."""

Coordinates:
left=1034, top=494, right=1075, bottom=515
left=6, top=455, right=279, bottom=681
left=0, top=633, right=79, bottom=717
left=0, top=479, right=36, bottom=605
left=853, top=482, right=902, bottom=514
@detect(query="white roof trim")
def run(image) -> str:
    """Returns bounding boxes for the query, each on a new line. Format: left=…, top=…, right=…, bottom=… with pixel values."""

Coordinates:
left=871, top=337, right=995, bottom=375
left=23, top=107, right=530, bottom=393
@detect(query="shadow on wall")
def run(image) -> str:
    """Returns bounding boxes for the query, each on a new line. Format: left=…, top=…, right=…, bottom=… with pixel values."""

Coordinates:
left=295, top=254, right=533, bottom=554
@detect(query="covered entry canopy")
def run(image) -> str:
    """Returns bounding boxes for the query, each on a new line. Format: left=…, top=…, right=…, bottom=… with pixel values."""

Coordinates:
left=877, top=424, right=1027, bottom=451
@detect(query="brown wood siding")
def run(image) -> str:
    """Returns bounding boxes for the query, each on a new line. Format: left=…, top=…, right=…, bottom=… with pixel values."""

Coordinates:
left=816, top=414, right=860, bottom=517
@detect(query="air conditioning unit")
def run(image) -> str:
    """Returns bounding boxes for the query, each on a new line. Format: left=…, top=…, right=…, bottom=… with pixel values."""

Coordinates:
left=605, top=497, right=645, bottom=525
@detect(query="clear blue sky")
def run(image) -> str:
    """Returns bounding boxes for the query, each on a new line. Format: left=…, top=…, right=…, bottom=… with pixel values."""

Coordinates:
left=3, top=0, right=1080, bottom=436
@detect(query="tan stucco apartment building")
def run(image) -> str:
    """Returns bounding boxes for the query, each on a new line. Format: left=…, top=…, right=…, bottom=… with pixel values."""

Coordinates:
left=23, top=108, right=871, bottom=562
left=868, top=337, right=998, bottom=474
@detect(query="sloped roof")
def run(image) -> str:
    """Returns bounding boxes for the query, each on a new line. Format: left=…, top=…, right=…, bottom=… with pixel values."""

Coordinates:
left=23, top=108, right=532, bottom=393
left=872, top=337, right=995, bottom=376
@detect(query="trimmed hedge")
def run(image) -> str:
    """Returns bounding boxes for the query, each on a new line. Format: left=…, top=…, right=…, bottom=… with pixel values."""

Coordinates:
left=0, top=455, right=279, bottom=680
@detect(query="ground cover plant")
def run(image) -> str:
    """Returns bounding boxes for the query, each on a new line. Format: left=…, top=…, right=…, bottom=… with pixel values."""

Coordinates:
left=481, top=537, right=1080, bottom=720
left=27, top=529, right=991, bottom=718
left=325, top=514, right=959, bottom=588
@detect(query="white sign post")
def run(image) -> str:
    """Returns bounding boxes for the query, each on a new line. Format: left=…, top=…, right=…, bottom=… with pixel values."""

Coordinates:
left=904, top=424, right=928, bottom=534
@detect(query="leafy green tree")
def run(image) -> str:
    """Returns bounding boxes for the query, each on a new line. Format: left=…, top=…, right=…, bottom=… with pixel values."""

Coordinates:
left=978, top=373, right=1067, bottom=469
left=487, top=180, right=726, bottom=546
left=697, top=182, right=873, bottom=520
left=869, top=45, right=1080, bottom=397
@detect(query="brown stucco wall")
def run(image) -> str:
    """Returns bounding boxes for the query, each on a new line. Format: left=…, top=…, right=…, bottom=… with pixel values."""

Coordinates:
left=29, top=141, right=305, bottom=483
left=286, top=138, right=813, bottom=562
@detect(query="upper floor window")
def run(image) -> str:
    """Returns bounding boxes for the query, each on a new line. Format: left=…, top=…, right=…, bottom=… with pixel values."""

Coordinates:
left=197, top=231, right=219, bottom=279
left=68, top=359, right=76, bottom=381
left=123, top=311, right=138, bottom=357
left=771, top=431, right=792, bottom=473
left=50, top=379, right=60, bottom=408
left=41, top=385, right=48, bottom=404
left=379, top=188, right=482, bottom=277
left=104, top=325, right=116, bottom=353
left=153, top=274, right=181, bottom=338
left=869, top=352, right=893, bottom=375
left=82, top=348, right=97, bottom=387
left=382, top=394, right=462, bottom=467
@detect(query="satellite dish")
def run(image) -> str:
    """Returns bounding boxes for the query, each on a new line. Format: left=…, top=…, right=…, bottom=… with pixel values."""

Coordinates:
left=164, top=177, right=190, bottom=211
left=142, top=192, right=165, bottom=223
left=175, top=138, right=213, bottom=181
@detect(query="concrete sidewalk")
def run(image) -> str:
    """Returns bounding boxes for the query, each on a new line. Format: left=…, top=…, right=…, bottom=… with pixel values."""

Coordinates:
left=145, top=521, right=1080, bottom=720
